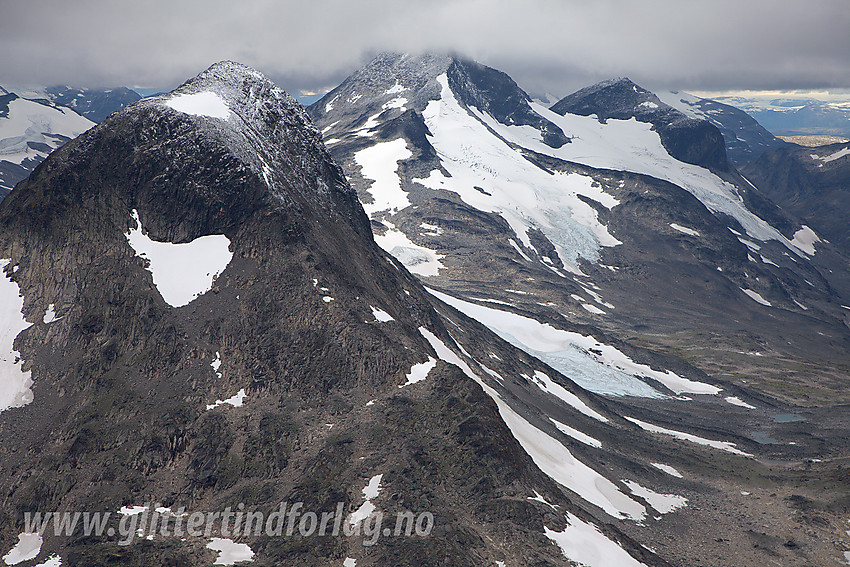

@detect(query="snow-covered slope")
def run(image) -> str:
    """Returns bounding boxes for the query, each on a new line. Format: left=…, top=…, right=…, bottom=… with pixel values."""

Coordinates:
left=0, top=92, right=94, bottom=196
left=311, top=54, right=844, bottom=320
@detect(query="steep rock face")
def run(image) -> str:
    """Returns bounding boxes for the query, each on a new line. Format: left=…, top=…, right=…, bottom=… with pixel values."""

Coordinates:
left=0, top=62, right=671, bottom=567
left=742, top=141, right=850, bottom=249
left=447, top=59, right=569, bottom=148
left=551, top=78, right=729, bottom=172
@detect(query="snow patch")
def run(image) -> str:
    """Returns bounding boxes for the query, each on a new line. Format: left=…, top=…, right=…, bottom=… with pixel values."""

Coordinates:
left=350, top=474, right=383, bottom=527
left=528, top=490, right=559, bottom=509
left=382, top=97, right=408, bottom=110
left=725, top=396, right=756, bottom=409
left=544, top=513, right=648, bottom=567
left=419, top=222, right=443, bottom=236
left=399, top=357, right=437, bottom=388
left=740, top=288, right=771, bottom=306
left=550, top=417, right=603, bottom=448
left=125, top=210, right=232, bottom=308
left=42, top=304, right=60, bottom=324
left=670, top=223, right=700, bottom=237
left=790, top=225, right=820, bottom=255
left=651, top=463, right=683, bottom=478
left=385, top=83, right=406, bottom=95
left=370, top=305, right=394, bottom=322
left=206, top=538, right=254, bottom=565
left=2, top=533, right=42, bottom=565
left=374, top=226, right=444, bottom=277
left=355, top=138, right=412, bottom=217
left=811, top=147, right=850, bottom=163
left=1, top=259, right=34, bottom=413
left=211, top=352, right=223, bottom=379
left=581, top=303, right=605, bottom=314
left=508, top=239, right=532, bottom=262
left=622, top=480, right=687, bottom=514
left=206, top=389, right=247, bottom=411
left=165, top=92, right=231, bottom=120
left=529, top=370, right=608, bottom=422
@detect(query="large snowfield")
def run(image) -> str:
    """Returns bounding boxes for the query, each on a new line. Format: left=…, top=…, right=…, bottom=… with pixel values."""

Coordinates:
left=429, top=288, right=720, bottom=397
left=414, top=75, right=621, bottom=272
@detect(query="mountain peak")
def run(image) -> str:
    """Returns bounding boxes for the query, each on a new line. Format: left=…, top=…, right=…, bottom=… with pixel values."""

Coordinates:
left=4, top=60, right=367, bottom=247
left=154, top=60, right=307, bottom=129
left=309, top=51, right=568, bottom=148
left=551, top=77, right=664, bottom=118
left=552, top=77, right=729, bottom=171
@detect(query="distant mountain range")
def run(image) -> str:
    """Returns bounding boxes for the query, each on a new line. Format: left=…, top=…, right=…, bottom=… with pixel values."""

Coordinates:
left=710, top=95, right=850, bottom=138
left=0, top=86, right=140, bottom=197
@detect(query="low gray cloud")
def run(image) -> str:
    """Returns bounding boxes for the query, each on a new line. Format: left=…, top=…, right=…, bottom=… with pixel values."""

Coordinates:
left=1, top=0, right=848, bottom=98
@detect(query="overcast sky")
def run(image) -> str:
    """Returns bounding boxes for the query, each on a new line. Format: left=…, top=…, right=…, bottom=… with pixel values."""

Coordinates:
left=2, top=0, right=849, bottom=99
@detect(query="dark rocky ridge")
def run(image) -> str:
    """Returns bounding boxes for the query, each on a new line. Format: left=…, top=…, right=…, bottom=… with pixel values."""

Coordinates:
left=551, top=78, right=730, bottom=172
left=447, top=59, right=569, bottom=148
left=0, top=61, right=672, bottom=566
